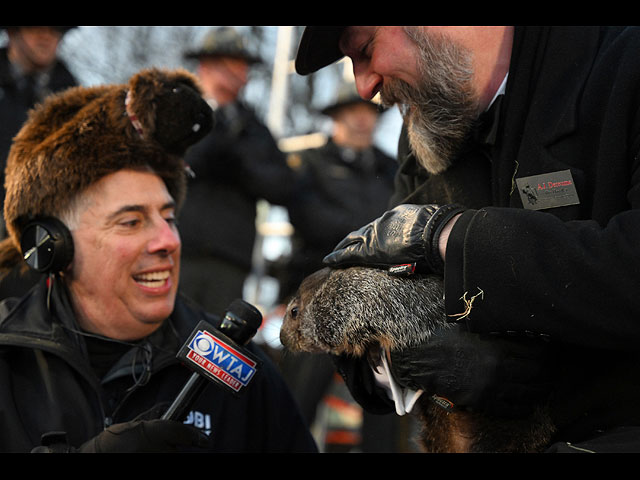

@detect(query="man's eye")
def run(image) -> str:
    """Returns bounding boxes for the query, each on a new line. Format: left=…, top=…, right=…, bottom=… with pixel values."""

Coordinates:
left=359, top=40, right=372, bottom=57
left=120, top=218, right=140, bottom=227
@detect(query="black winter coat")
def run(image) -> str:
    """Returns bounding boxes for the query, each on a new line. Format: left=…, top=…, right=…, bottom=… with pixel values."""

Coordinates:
left=282, top=139, right=397, bottom=298
left=179, top=102, right=295, bottom=270
left=0, top=277, right=317, bottom=453
left=393, top=26, right=640, bottom=443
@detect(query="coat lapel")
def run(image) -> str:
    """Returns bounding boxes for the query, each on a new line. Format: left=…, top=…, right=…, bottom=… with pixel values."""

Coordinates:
left=492, top=26, right=602, bottom=206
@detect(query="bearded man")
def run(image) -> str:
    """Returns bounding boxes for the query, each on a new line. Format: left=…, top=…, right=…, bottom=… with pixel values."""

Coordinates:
left=294, top=26, right=640, bottom=453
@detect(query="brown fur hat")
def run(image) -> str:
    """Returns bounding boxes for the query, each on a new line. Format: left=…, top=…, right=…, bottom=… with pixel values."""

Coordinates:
left=0, top=67, right=213, bottom=272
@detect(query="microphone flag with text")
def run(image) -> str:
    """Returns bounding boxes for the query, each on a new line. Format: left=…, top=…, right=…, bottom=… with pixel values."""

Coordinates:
left=162, top=298, right=263, bottom=421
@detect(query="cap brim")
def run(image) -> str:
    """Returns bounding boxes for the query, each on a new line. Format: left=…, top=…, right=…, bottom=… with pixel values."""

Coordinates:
left=183, top=50, right=262, bottom=65
left=295, top=26, right=347, bottom=75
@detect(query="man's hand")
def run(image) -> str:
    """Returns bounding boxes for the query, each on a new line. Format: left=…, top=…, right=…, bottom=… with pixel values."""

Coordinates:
left=389, top=324, right=555, bottom=418
left=323, top=204, right=464, bottom=274
left=76, top=419, right=211, bottom=453
left=331, top=354, right=396, bottom=415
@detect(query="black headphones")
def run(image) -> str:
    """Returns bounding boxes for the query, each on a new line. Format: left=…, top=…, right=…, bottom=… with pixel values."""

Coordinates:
left=20, top=217, right=74, bottom=273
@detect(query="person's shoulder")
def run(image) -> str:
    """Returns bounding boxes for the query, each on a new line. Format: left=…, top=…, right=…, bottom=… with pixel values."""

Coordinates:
left=0, top=280, right=46, bottom=338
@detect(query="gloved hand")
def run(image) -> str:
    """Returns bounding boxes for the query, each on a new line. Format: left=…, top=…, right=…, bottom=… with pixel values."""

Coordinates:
left=322, top=204, right=464, bottom=274
left=76, top=419, right=211, bottom=453
left=332, top=355, right=395, bottom=415
left=389, top=324, right=555, bottom=418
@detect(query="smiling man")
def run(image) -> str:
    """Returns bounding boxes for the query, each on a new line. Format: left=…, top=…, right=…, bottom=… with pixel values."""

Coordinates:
left=0, top=67, right=316, bottom=453
left=64, top=168, right=182, bottom=341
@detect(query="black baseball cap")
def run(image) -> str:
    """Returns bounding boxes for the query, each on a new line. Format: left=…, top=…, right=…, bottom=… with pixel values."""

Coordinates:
left=295, top=26, right=347, bottom=75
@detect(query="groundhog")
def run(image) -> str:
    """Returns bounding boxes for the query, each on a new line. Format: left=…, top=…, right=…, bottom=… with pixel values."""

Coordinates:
left=280, top=266, right=556, bottom=453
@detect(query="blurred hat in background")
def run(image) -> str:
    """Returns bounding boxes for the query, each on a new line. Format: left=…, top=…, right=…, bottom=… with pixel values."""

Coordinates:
left=184, top=26, right=262, bottom=65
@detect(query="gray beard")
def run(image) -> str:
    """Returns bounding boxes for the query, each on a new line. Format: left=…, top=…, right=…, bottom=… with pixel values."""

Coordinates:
left=381, top=28, right=478, bottom=175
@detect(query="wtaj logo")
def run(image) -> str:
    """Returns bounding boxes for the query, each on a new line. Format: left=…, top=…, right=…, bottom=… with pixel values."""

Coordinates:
left=186, top=330, right=257, bottom=392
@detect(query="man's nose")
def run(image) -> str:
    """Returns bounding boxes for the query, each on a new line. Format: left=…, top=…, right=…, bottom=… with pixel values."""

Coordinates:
left=352, top=62, right=383, bottom=102
left=148, top=220, right=180, bottom=255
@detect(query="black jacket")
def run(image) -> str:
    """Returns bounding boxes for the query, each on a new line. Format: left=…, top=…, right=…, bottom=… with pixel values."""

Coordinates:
left=394, top=26, right=640, bottom=443
left=179, top=101, right=295, bottom=269
left=0, top=277, right=317, bottom=453
left=282, top=139, right=397, bottom=298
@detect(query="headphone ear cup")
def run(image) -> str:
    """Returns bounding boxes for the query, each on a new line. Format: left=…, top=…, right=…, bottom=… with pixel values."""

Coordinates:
left=20, top=217, right=74, bottom=273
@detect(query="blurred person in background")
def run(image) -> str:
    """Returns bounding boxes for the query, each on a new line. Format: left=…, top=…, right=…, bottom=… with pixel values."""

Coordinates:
left=279, top=82, right=397, bottom=300
left=275, top=82, right=400, bottom=452
left=178, top=27, right=296, bottom=316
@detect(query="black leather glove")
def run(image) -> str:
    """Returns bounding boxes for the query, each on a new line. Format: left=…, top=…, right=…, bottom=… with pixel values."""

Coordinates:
left=322, top=204, right=464, bottom=274
left=75, top=419, right=211, bottom=453
left=332, top=355, right=395, bottom=415
left=389, top=324, right=554, bottom=418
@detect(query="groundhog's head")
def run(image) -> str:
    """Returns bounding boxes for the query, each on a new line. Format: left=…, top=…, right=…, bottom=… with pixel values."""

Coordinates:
left=281, top=268, right=333, bottom=354
left=280, top=267, right=445, bottom=358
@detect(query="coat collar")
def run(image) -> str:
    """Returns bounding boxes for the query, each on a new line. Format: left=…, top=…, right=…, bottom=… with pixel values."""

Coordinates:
left=503, top=26, right=601, bottom=148
left=0, top=275, right=210, bottom=383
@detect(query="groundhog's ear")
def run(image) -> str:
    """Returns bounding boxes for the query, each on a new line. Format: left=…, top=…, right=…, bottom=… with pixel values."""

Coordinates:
left=126, top=68, right=213, bottom=155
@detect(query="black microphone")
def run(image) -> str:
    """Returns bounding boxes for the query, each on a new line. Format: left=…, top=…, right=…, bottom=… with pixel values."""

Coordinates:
left=162, top=298, right=263, bottom=421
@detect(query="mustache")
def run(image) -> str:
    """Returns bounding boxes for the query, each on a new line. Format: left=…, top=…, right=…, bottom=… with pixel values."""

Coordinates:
left=380, top=73, right=476, bottom=126
left=379, top=78, right=417, bottom=114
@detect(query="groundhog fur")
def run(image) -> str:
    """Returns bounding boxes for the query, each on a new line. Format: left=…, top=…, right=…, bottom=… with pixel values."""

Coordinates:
left=280, top=266, right=556, bottom=453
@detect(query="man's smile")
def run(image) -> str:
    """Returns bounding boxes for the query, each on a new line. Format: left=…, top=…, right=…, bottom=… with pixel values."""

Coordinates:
left=133, top=269, right=171, bottom=289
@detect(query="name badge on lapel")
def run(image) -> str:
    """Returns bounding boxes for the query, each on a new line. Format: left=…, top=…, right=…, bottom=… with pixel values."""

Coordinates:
left=515, top=170, right=580, bottom=210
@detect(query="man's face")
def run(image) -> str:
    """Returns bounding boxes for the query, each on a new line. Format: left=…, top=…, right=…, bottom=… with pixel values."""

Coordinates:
left=65, top=169, right=181, bottom=341
left=197, top=56, right=249, bottom=106
left=11, top=27, right=62, bottom=70
left=331, top=103, right=379, bottom=149
left=339, top=26, right=424, bottom=101
left=339, top=26, right=479, bottom=174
